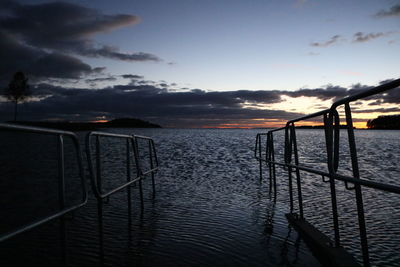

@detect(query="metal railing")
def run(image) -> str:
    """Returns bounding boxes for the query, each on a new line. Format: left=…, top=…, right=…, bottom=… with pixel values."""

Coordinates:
left=0, top=125, right=158, bottom=248
left=134, top=134, right=159, bottom=198
left=85, top=131, right=159, bottom=264
left=85, top=131, right=159, bottom=204
left=255, top=78, right=400, bottom=266
left=0, top=123, right=88, bottom=242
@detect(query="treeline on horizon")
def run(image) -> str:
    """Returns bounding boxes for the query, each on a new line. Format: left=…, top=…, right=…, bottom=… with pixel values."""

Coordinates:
left=367, top=114, right=400, bottom=129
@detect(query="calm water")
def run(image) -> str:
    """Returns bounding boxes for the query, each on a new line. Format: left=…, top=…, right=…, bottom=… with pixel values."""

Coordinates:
left=0, top=128, right=399, bottom=266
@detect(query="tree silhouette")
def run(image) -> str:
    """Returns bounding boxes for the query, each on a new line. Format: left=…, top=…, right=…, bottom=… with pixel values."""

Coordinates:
left=5, top=72, right=31, bottom=121
left=367, top=115, right=400, bottom=129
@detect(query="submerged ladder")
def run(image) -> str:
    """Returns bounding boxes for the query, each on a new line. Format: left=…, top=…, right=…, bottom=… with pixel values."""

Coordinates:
left=255, top=78, right=400, bottom=266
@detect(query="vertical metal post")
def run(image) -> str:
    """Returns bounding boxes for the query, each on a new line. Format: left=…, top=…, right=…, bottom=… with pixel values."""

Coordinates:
left=95, top=136, right=104, bottom=266
left=152, top=139, right=159, bottom=168
left=258, top=135, right=263, bottom=182
left=291, top=124, right=304, bottom=219
left=267, top=134, right=273, bottom=190
left=126, top=139, right=132, bottom=225
left=138, top=179, right=144, bottom=211
left=133, top=138, right=144, bottom=210
left=345, top=103, right=370, bottom=266
left=266, top=133, right=272, bottom=190
left=58, top=135, right=66, bottom=209
left=149, top=140, right=156, bottom=198
left=57, top=135, right=67, bottom=267
left=324, top=113, right=341, bottom=247
left=285, top=126, right=294, bottom=213
left=270, top=133, right=277, bottom=194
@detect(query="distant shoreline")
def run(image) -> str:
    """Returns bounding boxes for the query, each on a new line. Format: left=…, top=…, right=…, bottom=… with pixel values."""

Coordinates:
left=10, top=118, right=162, bottom=131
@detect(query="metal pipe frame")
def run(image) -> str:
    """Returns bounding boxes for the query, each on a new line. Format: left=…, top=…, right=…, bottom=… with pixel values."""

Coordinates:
left=85, top=131, right=159, bottom=201
left=86, top=131, right=141, bottom=200
left=0, top=123, right=88, bottom=242
left=85, top=131, right=158, bottom=264
left=254, top=78, right=400, bottom=266
left=134, top=135, right=159, bottom=199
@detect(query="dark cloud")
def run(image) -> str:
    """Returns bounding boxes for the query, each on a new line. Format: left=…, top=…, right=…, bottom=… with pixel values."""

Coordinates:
left=121, top=74, right=144, bottom=79
left=284, top=85, right=348, bottom=101
left=0, top=31, right=95, bottom=81
left=1, top=80, right=398, bottom=127
left=375, top=4, right=400, bottom=18
left=85, top=77, right=117, bottom=83
left=0, top=1, right=161, bottom=82
left=352, top=107, right=400, bottom=114
left=93, top=67, right=107, bottom=74
left=279, top=82, right=400, bottom=107
left=310, top=35, right=341, bottom=47
left=78, top=45, right=161, bottom=62
left=352, top=32, right=395, bottom=43
left=380, top=88, right=400, bottom=105
left=0, top=83, right=298, bottom=127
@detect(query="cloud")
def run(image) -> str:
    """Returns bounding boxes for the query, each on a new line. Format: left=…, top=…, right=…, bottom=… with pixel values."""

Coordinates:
left=121, top=74, right=144, bottom=79
left=0, top=0, right=161, bottom=76
left=375, top=4, right=400, bottom=18
left=352, top=32, right=396, bottom=43
left=310, top=35, right=342, bottom=47
left=77, top=45, right=161, bottom=62
left=0, top=83, right=301, bottom=127
left=352, top=107, right=400, bottom=113
left=0, top=31, right=96, bottom=81
left=310, top=32, right=398, bottom=47
left=283, top=85, right=349, bottom=101
left=281, top=82, right=400, bottom=105
left=1, top=78, right=398, bottom=127
left=85, top=77, right=117, bottom=84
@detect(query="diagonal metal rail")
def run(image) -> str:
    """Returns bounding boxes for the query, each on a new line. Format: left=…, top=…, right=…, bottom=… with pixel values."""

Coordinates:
left=255, top=78, right=400, bottom=266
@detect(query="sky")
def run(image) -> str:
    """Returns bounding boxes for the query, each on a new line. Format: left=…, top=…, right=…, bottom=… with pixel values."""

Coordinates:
left=0, top=0, right=399, bottom=128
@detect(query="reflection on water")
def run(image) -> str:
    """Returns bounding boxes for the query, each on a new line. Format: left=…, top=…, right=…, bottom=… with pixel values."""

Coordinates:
left=1, top=128, right=399, bottom=266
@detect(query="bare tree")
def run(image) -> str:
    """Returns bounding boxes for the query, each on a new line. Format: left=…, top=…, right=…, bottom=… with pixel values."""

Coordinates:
left=5, top=72, right=30, bottom=121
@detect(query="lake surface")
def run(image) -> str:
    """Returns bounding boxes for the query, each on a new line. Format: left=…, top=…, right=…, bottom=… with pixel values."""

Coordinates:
left=0, top=128, right=399, bottom=266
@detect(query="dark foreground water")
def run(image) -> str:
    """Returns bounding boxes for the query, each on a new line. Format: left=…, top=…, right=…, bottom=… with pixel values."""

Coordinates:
left=0, top=128, right=399, bottom=266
